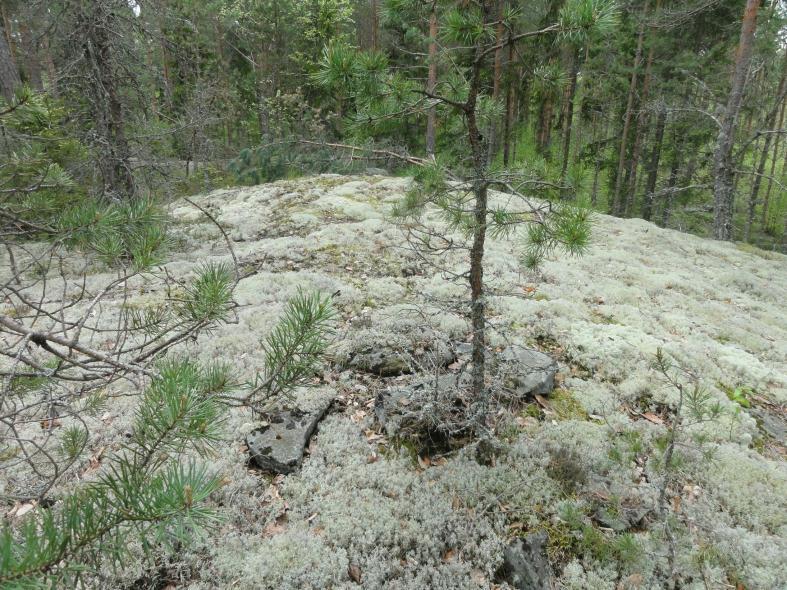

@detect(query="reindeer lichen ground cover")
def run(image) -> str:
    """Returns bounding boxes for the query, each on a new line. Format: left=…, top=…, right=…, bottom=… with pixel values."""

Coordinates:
left=2, top=175, right=786, bottom=589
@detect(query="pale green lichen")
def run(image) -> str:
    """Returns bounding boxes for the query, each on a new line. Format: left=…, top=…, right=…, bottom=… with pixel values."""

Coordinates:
left=5, top=175, right=786, bottom=590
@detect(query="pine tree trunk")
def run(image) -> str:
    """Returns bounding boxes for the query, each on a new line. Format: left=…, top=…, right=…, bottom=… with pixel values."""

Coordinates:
left=503, top=43, right=516, bottom=166
left=571, top=47, right=590, bottom=165
left=157, top=12, right=174, bottom=111
left=560, top=47, right=579, bottom=184
left=0, top=3, right=16, bottom=66
left=426, top=3, right=438, bottom=157
left=537, top=96, right=554, bottom=156
left=589, top=110, right=601, bottom=207
left=0, top=16, right=20, bottom=103
left=624, top=0, right=659, bottom=217
left=662, top=156, right=681, bottom=229
left=744, top=55, right=787, bottom=242
left=762, top=99, right=785, bottom=227
left=465, top=3, right=495, bottom=430
left=519, top=72, right=530, bottom=128
left=713, top=0, right=760, bottom=241
left=42, top=34, right=58, bottom=97
left=82, top=3, right=135, bottom=199
left=18, top=22, right=43, bottom=90
left=488, top=0, right=505, bottom=162
left=642, top=105, right=667, bottom=221
left=611, top=0, right=649, bottom=216
left=371, top=0, right=379, bottom=51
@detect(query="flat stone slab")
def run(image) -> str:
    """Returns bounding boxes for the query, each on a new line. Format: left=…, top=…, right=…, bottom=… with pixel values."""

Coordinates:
left=246, top=398, right=332, bottom=474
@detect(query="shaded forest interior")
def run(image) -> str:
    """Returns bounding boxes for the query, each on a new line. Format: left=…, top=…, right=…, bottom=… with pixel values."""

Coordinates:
left=1, top=1, right=786, bottom=248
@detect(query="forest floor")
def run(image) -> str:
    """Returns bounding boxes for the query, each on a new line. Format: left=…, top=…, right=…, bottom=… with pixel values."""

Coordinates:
left=5, top=174, right=787, bottom=589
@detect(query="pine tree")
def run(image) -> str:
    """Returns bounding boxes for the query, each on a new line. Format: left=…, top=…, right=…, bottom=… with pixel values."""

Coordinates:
left=316, top=0, right=617, bottom=432
left=713, top=0, right=761, bottom=241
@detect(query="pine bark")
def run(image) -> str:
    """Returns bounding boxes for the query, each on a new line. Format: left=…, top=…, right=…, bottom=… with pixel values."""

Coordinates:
left=81, top=2, right=135, bottom=198
left=371, top=0, right=379, bottom=51
left=537, top=94, right=554, bottom=156
left=19, top=21, right=42, bottom=90
left=642, top=105, right=667, bottom=221
left=503, top=43, right=515, bottom=166
left=426, top=3, right=438, bottom=157
left=465, top=2, right=495, bottom=428
left=762, top=98, right=785, bottom=227
left=611, top=0, right=649, bottom=216
left=713, top=0, right=760, bottom=241
left=488, top=0, right=505, bottom=162
left=624, top=0, right=660, bottom=216
left=0, top=15, right=20, bottom=103
left=744, top=54, right=787, bottom=242
left=559, top=47, right=579, bottom=184
left=42, top=34, right=58, bottom=96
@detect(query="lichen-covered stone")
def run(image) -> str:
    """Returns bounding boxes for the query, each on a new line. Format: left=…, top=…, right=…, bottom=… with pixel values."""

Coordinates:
left=496, top=345, right=558, bottom=398
left=246, top=396, right=333, bottom=473
left=7, top=175, right=786, bottom=590
left=500, top=533, right=552, bottom=590
left=335, top=321, right=455, bottom=377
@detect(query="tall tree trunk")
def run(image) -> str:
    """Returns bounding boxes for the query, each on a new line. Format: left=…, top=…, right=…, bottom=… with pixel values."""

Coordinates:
left=713, top=0, right=760, bottom=241
left=559, top=46, right=579, bottom=185
left=468, top=78, right=489, bottom=425
left=745, top=54, right=787, bottom=242
left=82, top=3, right=135, bottom=198
left=611, top=0, right=649, bottom=215
left=254, top=49, right=270, bottom=138
left=571, top=46, right=591, bottom=165
left=0, top=3, right=16, bottom=66
left=537, top=95, right=554, bottom=156
left=0, top=16, right=20, bottom=103
left=624, top=0, right=660, bottom=217
left=371, top=0, right=379, bottom=51
left=18, top=21, right=42, bottom=90
left=642, top=105, right=667, bottom=221
left=488, top=0, right=505, bottom=163
left=762, top=98, right=785, bottom=227
left=503, top=42, right=516, bottom=166
left=662, top=153, right=681, bottom=229
left=42, top=34, right=58, bottom=96
left=426, top=3, right=438, bottom=157
left=589, top=110, right=602, bottom=206
left=519, top=72, right=530, bottom=129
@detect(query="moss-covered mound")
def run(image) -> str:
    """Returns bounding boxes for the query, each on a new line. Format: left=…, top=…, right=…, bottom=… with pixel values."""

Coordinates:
left=3, top=174, right=785, bottom=589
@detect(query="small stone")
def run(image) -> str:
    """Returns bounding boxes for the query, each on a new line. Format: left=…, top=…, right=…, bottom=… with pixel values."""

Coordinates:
left=498, top=345, right=558, bottom=398
left=499, top=532, right=552, bottom=590
left=246, top=397, right=333, bottom=474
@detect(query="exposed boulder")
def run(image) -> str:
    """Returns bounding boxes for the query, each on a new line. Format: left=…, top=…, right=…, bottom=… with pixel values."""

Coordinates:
left=497, top=345, right=558, bottom=398
left=336, top=324, right=455, bottom=377
left=364, top=167, right=389, bottom=176
left=499, top=532, right=553, bottom=590
left=246, top=396, right=333, bottom=474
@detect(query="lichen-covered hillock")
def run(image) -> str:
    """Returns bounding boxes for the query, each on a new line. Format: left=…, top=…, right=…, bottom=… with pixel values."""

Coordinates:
left=5, top=175, right=785, bottom=589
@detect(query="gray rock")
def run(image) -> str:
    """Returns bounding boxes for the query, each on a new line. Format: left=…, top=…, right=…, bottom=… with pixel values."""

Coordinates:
left=500, top=533, right=552, bottom=590
left=585, top=474, right=656, bottom=531
left=246, top=398, right=332, bottom=474
left=343, top=326, right=455, bottom=377
left=750, top=407, right=786, bottom=442
left=498, top=345, right=558, bottom=398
